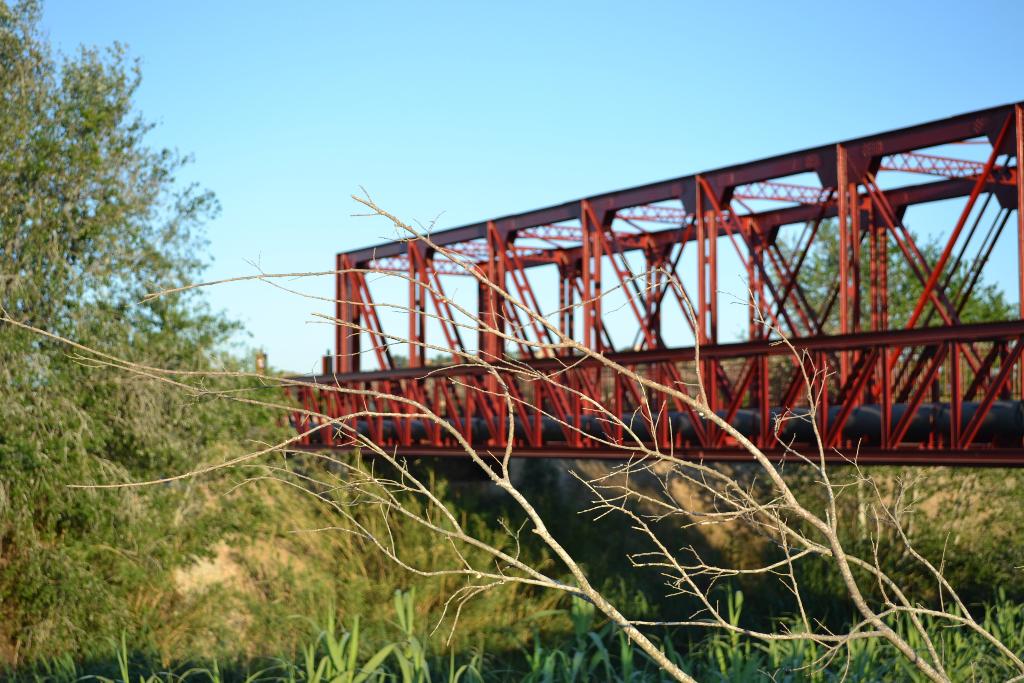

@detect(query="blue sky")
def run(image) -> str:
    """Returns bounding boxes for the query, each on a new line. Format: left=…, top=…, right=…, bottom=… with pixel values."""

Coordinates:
left=41, top=1, right=1024, bottom=372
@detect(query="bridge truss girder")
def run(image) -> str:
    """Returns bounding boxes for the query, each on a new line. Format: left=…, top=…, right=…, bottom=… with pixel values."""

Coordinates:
left=294, top=102, right=1024, bottom=465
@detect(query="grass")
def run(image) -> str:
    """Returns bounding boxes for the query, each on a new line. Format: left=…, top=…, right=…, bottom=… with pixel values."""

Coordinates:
left=10, top=588, right=1024, bottom=682
left=8, top=456, right=1024, bottom=680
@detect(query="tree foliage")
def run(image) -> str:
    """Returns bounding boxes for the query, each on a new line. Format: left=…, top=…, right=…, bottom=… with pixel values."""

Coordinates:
left=778, top=219, right=1013, bottom=332
left=0, top=0, right=275, bottom=662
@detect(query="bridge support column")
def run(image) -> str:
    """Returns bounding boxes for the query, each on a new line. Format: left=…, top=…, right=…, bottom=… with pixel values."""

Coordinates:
left=836, top=144, right=863, bottom=384
left=694, top=176, right=720, bottom=424
left=694, top=175, right=718, bottom=347
left=336, top=254, right=360, bottom=374
left=479, top=221, right=507, bottom=364
left=747, top=218, right=767, bottom=342
left=1016, top=104, right=1024, bottom=396
left=408, top=243, right=428, bottom=368
left=580, top=200, right=606, bottom=352
left=557, top=257, right=577, bottom=352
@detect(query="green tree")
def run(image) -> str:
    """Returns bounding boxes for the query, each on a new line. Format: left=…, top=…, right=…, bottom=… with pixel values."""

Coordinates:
left=779, top=219, right=1014, bottom=332
left=0, top=0, right=275, bottom=662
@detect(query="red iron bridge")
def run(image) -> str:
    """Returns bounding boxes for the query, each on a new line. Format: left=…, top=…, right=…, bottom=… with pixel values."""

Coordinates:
left=290, top=102, right=1024, bottom=466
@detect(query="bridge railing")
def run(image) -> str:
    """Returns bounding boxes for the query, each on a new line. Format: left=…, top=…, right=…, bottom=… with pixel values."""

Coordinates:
left=287, top=320, right=1024, bottom=466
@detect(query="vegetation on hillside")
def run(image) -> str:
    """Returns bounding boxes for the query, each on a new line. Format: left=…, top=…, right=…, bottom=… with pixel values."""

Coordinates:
left=0, top=0, right=279, bottom=661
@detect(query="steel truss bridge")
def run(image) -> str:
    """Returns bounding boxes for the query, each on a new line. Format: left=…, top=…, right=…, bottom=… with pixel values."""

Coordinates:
left=291, top=102, right=1024, bottom=466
